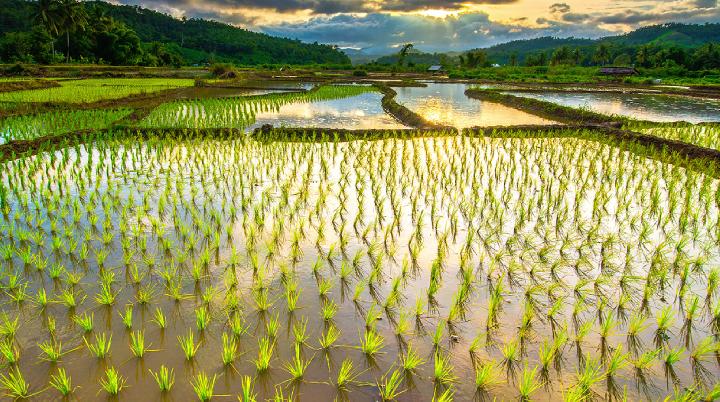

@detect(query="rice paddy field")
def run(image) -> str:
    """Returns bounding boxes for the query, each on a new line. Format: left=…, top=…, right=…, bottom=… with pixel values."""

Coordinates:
left=625, top=122, right=720, bottom=151
left=0, top=77, right=719, bottom=401
left=0, top=79, right=194, bottom=104
left=0, top=109, right=132, bottom=144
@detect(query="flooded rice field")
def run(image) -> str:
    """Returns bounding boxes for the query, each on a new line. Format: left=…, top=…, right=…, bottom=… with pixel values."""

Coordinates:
left=0, top=130, right=718, bottom=400
left=505, top=91, right=720, bottom=123
left=1, top=78, right=720, bottom=401
left=248, top=91, right=407, bottom=130
left=396, top=84, right=554, bottom=128
left=139, top=85, right=405, bottom=130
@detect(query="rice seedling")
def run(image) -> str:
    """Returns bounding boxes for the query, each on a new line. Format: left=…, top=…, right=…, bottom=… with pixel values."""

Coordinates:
left=178, top=331, right=201, bottom=360
left=72, top=312, right=94, bottom=332
left=33, top=288, right=49, bottom=309
left=474, top=360, right=502, bottom=392
left=0, top=313, right=19, bottom=339
left=0, top=367, right=30, bottom=399
left=501, top=338, right=520, bottom=372
left=360, top=330, right=384, bottom=356
left=36, top=338, right=60, bottom=362
left=400, top=345, right=425, bottom=373
left=196, top=308, right=211, bottom=331
left=606, top=345, right=629, bottom=379
left=191, top=372, right=217, bottom=401
left=266, top=313, right=280, bottom=338
left=254, top=337, right=274, bottom=372
left=222, top=333, right=237, bottom=366
left=322, top=299, right=338, bottom=321
left=152, top=307, right=167, bottom=329
left=49, top=368, right=74, bottom=396
left=283, top=345, right=311, bottom=381
left=518, top=365, right=543, bottom=401
left=432, top=388, right=454, bottom=402
left=654, top=306, right=675, bottom=346
left=293, top=318, right=309, bottom=345
left=239, top=376, right=257, bottom=402
left=149, top=365, right=175, bottom=392
left=0, top=339, right=19, bottom=365
left=663, top=346, right=685, bottom=385
left=319, top=325, right=340, bottom=349
left=129, top=330, right=152, bottom=358
left=85, top=333, right=112, bottom=359
left=58, top=288, right=85, bottom=309
left=433, top=351, right=456, bottom=387
left=566, top=357, right=605, bottom=401
left=228, top=312, right=249, bottom=338
left=120, top=305, right=133, bottom=329
left=378, top=369, right=405, bottom=400
left=100, top=367, right=126, bottom=396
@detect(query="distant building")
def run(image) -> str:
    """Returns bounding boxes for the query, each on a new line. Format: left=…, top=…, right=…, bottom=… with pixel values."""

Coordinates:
left=428, top=65, right=444, bottom=73
left=599, top=66, right=638, bottom=76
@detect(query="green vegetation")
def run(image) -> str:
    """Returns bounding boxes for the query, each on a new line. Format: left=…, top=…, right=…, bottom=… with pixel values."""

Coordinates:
left=627, top=122, right=720, bottom=151
left=0, top=0, right=350, bottom=66
left=0, top=108, right=131, bottom=142
left=0, top=78, right=193, bottom=103
left=0, top=74, right=718, bottom=401
left=366, top=24, right=720, bottom=85
left=140, top=85, right=375, bottom=129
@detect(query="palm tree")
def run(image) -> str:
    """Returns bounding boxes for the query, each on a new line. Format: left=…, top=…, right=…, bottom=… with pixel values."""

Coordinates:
left=33, top=0, right=62, bottom=60
left=57, top=0, right=88, bottom=63
left=397, top=43, right=413, bottom=67
left=593, top=43, right=611, bottom=66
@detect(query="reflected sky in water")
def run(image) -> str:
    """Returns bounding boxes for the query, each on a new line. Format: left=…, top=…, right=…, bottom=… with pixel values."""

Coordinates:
left=249, top=91, right=407, bottom=130
left=506, top=91, right=720, bottom=123
left=396, top=83, right=554, bottom=128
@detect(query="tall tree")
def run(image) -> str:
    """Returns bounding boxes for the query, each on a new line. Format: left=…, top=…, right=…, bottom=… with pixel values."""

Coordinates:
left=398, top=43, right=413, bottom=67
left=33, top=0, right=62, bottom=59
left=593, top=43, right=610, bottom=66
left=57, top=0, right=88, bottom=62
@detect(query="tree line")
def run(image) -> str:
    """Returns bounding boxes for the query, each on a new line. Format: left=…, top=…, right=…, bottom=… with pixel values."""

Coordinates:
left=0, top=0, right=350, bottom=66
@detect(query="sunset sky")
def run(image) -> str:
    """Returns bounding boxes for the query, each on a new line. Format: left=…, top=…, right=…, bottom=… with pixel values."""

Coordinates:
left=114, top=0, right=720, bottom=52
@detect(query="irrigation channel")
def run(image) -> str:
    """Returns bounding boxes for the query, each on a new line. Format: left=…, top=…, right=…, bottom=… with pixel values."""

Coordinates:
left=0, top=78, right=719, bottom=401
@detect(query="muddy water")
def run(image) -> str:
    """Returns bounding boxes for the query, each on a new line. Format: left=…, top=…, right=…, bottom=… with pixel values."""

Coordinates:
left=505, top=91, right=720, bottom=123
left=0, top=134, right=718, bottom=401
left=395, top=83, right=554, bottom=127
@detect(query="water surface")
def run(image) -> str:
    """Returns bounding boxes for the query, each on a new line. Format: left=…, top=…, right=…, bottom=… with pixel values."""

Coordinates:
left=505, top=91, right=720, bottom=123
left=249, top=91, right=406, bottom=130
left=395, top=83, right=554, bottom=127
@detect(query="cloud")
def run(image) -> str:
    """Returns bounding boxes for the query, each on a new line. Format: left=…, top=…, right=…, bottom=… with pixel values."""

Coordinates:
left=376, top=0, right=518, bottom=12
left=112, top=0, right=720, bottom=54
left=549, top=3, right=570, bottom=14
left=115, top=0, right=519, bottom=16
left=263, top=12, right=613, bottom=53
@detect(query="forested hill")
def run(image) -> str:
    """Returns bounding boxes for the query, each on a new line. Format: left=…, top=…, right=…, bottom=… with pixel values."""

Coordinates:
left=85, top=1, right=349, bottom=65
left=0, top=0, right=350, bottom=66
left=480, top=23, right=720, bottom=65
left=367, top=23, right=720, bottom=68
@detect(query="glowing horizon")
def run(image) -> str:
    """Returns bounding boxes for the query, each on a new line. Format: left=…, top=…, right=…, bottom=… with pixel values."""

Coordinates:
left=115, top=0, right=719, bottom=52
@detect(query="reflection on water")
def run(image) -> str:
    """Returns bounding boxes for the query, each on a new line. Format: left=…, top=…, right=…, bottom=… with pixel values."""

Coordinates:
left=181, top=87, right=288, bottom=99
left=506, top=91, right=720, bottom=123
left=396, top=83, right=554, bottom=127
left=249, top=91, right=407, bottom=130
left=2, top=135, right=717, bottom=401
